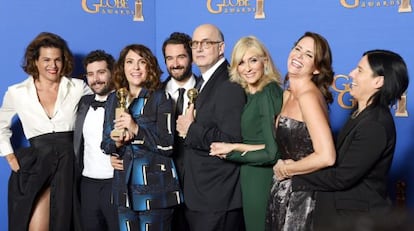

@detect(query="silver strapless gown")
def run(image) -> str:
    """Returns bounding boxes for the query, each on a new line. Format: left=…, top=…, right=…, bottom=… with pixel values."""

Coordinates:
left=265, top=116, right=316, bottom=231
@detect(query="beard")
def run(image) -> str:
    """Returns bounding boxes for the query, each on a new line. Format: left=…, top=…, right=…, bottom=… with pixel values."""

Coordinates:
left=92, top=81, right=112, bottom=96
left=168, top=65, right=192, bottom=82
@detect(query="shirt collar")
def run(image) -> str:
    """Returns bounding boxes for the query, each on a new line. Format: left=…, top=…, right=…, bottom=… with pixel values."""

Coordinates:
left=165, top=74, right=197, bottom=95
left=201, top=58, right=225, bottom=84
left=94, top=90, right=114, bottom=101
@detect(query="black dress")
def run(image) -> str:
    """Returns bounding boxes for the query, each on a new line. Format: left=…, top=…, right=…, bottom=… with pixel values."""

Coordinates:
left=265, top=116, right=315, bottom=231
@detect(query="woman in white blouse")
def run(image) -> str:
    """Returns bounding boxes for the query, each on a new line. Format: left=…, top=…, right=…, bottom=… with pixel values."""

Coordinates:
left=0, top=32, right=89, bottom=231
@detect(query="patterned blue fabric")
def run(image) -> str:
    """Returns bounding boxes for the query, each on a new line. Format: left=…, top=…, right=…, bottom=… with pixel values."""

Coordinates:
left=117, top=207, right=173, bottom=231
left=101, top=88, right=182, bottom=217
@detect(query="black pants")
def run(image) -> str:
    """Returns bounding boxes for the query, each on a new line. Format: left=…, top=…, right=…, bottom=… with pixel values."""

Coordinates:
left=80, top=176, right=119, bottom=231
left=185, top=208, right=245, bottom=231
left=171, top=204, right=189, bottom=231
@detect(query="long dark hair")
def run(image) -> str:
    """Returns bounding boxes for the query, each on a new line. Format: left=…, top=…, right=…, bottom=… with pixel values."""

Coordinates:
left=363, top=49, right=409, bottom=107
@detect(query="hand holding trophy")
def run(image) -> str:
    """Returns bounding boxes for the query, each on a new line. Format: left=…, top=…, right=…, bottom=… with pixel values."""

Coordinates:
left=111, top=88, right=129, bottom=139
left=178, top=88, right=198, bottom=138
left=187, top=88, right=198, bottom=111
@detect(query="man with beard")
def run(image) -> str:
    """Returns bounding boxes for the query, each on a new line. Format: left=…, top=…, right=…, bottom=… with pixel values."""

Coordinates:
left=162, top=32, right=198, bottom=231
left=74, top=50, right=118, bottom=231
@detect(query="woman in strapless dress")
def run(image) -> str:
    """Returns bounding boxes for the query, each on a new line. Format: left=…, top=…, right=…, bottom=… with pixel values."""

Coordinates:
left=265, top=32, right=336, bottom=231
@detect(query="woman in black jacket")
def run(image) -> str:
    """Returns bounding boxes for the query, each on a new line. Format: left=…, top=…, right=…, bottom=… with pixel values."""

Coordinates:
left=289, top=50, right=409, bottom=230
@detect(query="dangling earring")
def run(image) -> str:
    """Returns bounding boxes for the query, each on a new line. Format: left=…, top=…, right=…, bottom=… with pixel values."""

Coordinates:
left=264, top=66, right=269, bottom=75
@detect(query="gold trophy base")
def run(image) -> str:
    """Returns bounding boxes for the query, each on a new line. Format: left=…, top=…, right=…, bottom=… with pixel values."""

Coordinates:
left=111, top=107, right=128, bottom=138
left=254, top=11, right=265, bottom=19
left=134, top=3, right=144, bottom=21
left=395, top=95, right=408, bottom=117
left=398, top=6, right=412, bottom=12
left=255, top=0, right=265, bottom=19
left=111, top=128, right=126, bottom=139
left=399, top=0, right=412, bottom=12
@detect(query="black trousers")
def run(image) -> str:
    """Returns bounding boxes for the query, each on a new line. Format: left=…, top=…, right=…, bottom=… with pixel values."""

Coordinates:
left=185, top=208, right=245, bottom=231
left=171, top=204, right=189, bottom=231
left=80, top=176, right=119, bottom=231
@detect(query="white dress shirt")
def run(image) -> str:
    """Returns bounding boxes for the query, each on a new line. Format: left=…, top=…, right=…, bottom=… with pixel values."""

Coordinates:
left=165, top=75, right=197, bottom=116
left=0, top=76, right=91, bottom=156
left=199, top=57, right=225, bottom=91
left=82, top=97, right=113, bottom=179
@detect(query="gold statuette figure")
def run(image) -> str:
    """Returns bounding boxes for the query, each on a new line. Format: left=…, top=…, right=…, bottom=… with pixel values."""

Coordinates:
left=111, top=88, right=129, bottom=138
left=187, top=88, right=198, bottom=106
left=399, top=0, right=412, bottom=13
left=255, top=0, right=265, bottom=19
left=395, top=92, right=408, bottom=117
left=134, top=0, right=144, bottom=21
left=179, top=88, right=198, bottom=138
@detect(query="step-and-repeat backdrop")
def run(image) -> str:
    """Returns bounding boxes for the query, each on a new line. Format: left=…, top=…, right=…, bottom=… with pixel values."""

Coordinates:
left=1, top=1, right=413, bottom=229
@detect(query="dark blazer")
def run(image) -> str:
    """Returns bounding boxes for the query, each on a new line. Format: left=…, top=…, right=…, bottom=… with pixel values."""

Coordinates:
left=73, top=94, right=96, bottom=171
left=101, top=89, right=182, bottom=210
left=162, top=75, right=200, bottom=184
left=292, top=105, right=396, bottom=227
left=183, top=60, right=246, bottom=212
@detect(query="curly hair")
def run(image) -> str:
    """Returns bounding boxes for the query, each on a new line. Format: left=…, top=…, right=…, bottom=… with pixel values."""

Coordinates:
left=83, top=49, right=115, bottom=72
left=113, top=44, right=163, bottom=92
left=21, top=32, right=74, bottom=79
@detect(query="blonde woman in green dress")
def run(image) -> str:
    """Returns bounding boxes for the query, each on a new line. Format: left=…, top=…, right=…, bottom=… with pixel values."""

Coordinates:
left=209, top=36, right=283, bottom=231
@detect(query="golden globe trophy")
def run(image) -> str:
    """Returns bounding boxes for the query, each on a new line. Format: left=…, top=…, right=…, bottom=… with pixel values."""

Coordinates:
left=395, top=92, right=408, bottom=117
left=187, top=88, right=198, bottom=106
left=255, top=0, right=265, bottom=19
left=399, top=0, right=412, bottom=13
left=133, top=0, right=144, bottom=21
left=111, top=88, right=129, bottom=138
left=179, top=88, right=199, bottom=138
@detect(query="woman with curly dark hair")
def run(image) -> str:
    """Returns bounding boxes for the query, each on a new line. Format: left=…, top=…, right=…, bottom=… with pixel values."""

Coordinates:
left=0, top=32, right=89, bottom=231
left=101, top=44, right=182, bottom=230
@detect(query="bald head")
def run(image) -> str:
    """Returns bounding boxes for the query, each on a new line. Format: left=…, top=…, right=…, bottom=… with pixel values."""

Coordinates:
left=191, top=24, right=225, bottom=73
left=193, top=24, right=224, bottom=42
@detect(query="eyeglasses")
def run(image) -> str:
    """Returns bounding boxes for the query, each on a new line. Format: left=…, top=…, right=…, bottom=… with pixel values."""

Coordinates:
left=189, top=40, right=223, bottom=49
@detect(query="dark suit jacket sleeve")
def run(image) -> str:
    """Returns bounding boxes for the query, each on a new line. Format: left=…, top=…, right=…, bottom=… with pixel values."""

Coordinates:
left=101, top=92, right=118, bottom=155
left=185, top=80, right=246, bottom=152
left=226, top=83, right=282, bottom=166
left=292, top=120, right=388, bottom=192
left=134, top=90, right=174, bottom=157
left=73, top=94, right=94, bottom=168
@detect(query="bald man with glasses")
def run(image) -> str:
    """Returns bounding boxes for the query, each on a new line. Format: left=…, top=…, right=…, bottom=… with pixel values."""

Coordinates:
left=177, top=24, right=246, bottom=231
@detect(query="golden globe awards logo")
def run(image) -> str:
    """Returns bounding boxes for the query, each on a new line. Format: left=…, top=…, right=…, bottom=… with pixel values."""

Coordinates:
left=340, top=0, right=412, bottom=12
left=207, top=0, right=266, bottom=19
left=332, top=75, right=355, bottom=110
left=81, top=0, right=144, bottom=21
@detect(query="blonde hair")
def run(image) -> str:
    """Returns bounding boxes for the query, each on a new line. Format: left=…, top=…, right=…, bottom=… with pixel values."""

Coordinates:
left=229, top=36, right=281, bottom=93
